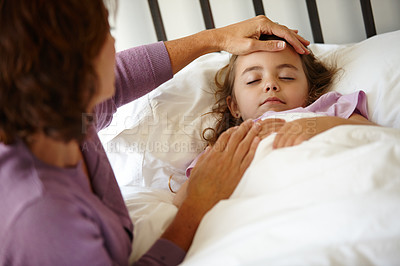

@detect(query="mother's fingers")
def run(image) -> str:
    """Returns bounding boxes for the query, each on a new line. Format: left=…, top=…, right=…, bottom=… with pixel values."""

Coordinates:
left=184, top=121, right=261, bottom=213
left=210, top=120, right=260, bottom=170
left=281, top=30, right=310, bottom=54
left=212, top=126, right=237, bottom=152
left=292, top=32, right=311, bottom=52
left=232, top=122, right=260, bottom=165
left=225, top=119, right=254, bottom=153
left=238, top=130, right=260, bottom=174
left=266, top=23, right=310, bottom=54
left=200, top=120, right=261, bottom=174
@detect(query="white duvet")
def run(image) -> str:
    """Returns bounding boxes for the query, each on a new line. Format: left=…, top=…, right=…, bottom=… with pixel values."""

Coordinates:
left=126, top=115, right=400, bottom=265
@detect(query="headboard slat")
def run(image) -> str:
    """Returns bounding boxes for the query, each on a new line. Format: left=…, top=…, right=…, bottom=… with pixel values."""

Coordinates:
left=199, top=0, right=215, bottom=30
left=252, top=0, right=266, bottom=16
left=145, top=0, right=379, bottom=45
left=360, top=0, right=377, bottom=38
left=148, top=0, right=167, bottom=41
left=306, top=0, right=324, bottom=43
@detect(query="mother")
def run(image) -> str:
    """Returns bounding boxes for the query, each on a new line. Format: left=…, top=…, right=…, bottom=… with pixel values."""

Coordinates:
left=0, top=0, right=309, bottom=265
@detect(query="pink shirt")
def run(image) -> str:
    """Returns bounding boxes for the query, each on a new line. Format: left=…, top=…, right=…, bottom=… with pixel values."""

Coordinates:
left=256, top=90, right=369, bottom=121
left=186, top=91, right=369, bottom=177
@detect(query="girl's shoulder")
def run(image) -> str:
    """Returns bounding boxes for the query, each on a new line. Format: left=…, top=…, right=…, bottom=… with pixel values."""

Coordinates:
left=307, top=90, right=368, bottom=119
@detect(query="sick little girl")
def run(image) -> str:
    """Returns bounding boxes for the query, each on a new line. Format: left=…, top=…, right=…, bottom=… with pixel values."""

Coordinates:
left=173, top=35, right=375, bottom=206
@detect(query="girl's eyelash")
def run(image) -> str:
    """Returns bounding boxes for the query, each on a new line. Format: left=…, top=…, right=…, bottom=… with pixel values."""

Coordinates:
left=246, top=77, right=294, bottom=85
left=246, top=79, right=261, bottom=85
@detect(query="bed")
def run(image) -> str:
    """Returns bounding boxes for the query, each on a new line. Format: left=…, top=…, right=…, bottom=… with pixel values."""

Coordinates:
left=99, top=1, right=400, bottom=265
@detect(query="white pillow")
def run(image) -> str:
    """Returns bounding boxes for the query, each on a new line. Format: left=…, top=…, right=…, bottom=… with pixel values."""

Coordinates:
left=100, top=30, right=400, bottom=190
left=101, top=52, right=229, bottom=189
left=311, top=30, right=400, bottom=128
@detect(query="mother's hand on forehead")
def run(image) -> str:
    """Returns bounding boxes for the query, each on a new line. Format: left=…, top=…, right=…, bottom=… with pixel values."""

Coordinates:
left=215, top=15, right=310, bottom=55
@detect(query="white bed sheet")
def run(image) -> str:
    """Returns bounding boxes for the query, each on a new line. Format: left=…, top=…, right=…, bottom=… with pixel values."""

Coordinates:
left=183, top=118, right=400, bottom=265
left=127, top=113, right=400, bottom=265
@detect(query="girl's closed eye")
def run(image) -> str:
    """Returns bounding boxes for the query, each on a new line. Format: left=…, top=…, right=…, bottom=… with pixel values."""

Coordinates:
left=279, top=76, right=295, bottom=80
left=246, top=79, right=261, bottom=85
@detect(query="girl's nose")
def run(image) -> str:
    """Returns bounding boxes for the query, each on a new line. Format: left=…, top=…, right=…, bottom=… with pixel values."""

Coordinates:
left=264, top=81, right=280, bottom=92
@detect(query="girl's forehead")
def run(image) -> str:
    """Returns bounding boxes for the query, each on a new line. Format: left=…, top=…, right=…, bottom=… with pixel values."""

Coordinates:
left=235, top=48, right=302, bottom=73
left=236, top=48, right=301, bottom=66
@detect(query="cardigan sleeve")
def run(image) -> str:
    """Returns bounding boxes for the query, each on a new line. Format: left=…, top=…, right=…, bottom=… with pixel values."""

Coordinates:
left=133, top=239, right=186, bottom=266
left=93, top=42, right=186, bottom=264
left=95, top=42, right=173, bottom=131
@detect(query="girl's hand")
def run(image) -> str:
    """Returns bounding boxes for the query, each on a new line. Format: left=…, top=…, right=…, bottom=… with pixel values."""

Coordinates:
left=214, top=15, right=310, bottom=55
left=273, top=117, right=320, bottom=149
left=272, top=114, right=376, bottom=149
left=257, top=118, right=286, bottom=139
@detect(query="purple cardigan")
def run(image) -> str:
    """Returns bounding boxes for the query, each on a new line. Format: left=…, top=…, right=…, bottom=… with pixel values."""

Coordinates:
left=0, top=42, right=185, bottom=266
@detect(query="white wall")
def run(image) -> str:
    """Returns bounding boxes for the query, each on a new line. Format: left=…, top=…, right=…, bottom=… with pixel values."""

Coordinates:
left=112, top=0, right=400, bottom=52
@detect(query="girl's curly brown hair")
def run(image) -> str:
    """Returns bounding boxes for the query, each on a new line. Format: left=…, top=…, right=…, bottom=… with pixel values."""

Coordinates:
left=204, top=35, right=338, bottom=146
left=0, top=0, right=111, bottom=144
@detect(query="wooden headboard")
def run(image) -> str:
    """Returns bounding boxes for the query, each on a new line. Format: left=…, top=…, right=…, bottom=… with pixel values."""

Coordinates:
left=147, top=0, right=377, bottom=43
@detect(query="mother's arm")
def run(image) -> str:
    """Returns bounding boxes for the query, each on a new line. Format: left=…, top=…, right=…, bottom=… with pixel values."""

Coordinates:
left=161, top=120, right=261, bottom=251
left=165, top=15, right=310, bottom=74
left=96, top=17, right=309, bottom=130
left=94, top=42, right=173, bottom=131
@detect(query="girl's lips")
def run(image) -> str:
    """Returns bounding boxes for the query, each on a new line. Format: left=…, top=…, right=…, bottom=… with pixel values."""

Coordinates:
left=261, top=97, right=285, bottom=105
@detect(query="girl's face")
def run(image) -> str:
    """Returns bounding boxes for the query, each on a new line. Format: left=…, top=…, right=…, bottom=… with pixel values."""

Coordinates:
left=90, top=32, right=116, bottom=109
left=228, top=46, right=309, bottom=120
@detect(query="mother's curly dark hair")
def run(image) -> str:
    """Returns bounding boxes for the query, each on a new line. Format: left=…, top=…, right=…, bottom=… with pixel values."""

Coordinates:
left=0, top=0, right=111, bottom=144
